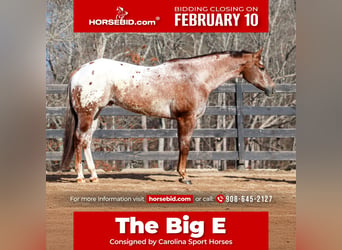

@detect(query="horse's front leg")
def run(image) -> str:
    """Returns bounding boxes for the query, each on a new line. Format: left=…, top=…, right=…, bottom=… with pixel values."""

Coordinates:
left=176, top=115, right=196, bottom=185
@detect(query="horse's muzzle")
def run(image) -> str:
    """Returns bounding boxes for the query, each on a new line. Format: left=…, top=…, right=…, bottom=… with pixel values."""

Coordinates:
left=265, top=87, right=275, bottom=97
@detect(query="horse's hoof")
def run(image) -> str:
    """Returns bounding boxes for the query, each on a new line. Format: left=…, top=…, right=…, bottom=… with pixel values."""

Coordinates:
left=76, top=178, right=85, bottom=183
left=90, top=177, right=99, bottom=183
left=179, top=178, right=192, bottom=185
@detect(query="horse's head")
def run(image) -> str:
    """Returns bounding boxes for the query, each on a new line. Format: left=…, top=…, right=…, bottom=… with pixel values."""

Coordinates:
left=240, top=48, right=275, bottom=96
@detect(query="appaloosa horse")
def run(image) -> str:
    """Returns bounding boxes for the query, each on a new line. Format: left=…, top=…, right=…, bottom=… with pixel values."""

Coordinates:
left=61, top=48, right=275, bottom=184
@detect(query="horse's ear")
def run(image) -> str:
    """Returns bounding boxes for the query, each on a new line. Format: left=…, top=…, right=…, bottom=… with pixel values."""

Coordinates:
left=254, top=48, right=263, bottom=61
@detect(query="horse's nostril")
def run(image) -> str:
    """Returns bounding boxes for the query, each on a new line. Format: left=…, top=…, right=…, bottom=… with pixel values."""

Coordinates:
left=265, top=87, right=274, bottom=97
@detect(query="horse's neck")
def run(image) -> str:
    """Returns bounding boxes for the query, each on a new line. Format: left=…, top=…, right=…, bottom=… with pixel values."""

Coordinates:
left=195, top=54, right=245, bottom=93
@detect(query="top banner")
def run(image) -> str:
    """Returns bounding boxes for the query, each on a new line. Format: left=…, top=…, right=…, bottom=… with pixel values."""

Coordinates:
left=74, top=0, right=269, bottom=33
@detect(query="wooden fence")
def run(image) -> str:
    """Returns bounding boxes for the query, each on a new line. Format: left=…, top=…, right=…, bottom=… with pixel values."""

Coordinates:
left=46, top=82, right=296, bottom=168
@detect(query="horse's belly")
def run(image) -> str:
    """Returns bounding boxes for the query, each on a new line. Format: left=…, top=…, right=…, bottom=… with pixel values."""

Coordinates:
left=113, top=94, right=172, bottom=118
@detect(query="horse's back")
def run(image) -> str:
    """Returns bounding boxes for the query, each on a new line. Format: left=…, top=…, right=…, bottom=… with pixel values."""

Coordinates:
left=71, top=58, right=121, bottom=86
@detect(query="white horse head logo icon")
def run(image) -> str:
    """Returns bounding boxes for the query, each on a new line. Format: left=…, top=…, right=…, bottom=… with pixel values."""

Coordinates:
left=116, top=6, right=128, bottom=20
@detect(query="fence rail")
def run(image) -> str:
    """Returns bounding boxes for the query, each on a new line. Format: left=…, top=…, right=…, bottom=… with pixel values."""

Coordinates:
left=46, top=83, right=296, bottom=166
left=46, top=83, right=296, bottom=94
left=47, top=106, right=296, bottom=116
left=46, top=128, right=295, bottom=139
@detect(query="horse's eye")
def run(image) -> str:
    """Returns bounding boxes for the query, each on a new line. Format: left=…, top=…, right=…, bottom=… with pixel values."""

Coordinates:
left=259, top=66, right=265, bottom=71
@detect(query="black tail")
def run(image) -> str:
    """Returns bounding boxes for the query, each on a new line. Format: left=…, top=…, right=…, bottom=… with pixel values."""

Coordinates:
left=60, top=84, right=78, bottom=169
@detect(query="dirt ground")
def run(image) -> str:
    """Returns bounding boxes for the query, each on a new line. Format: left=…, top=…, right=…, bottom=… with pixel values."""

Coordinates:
left=46, top=169, right=296, bottom=250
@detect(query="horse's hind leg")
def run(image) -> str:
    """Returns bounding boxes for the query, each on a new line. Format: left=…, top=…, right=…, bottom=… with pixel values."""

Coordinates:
left=74, top=130, right=85, bottom=183
left=176, top=115, right=196, bottom=185
left=74, top=114, right=98, bottom=183
left=83, top=118, right=99, bottom=182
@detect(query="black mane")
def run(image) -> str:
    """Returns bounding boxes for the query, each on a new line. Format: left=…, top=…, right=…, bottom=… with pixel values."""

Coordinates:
left=228, top=50, right=253, bottom=58
left=167, top=50, right=253, bottom=62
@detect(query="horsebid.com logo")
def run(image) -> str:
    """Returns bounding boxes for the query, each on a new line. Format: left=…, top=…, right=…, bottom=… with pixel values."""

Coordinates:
left=89, top=6, right=158, bottom=26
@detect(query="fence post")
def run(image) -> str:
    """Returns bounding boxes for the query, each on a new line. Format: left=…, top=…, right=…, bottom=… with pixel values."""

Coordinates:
left=235, top=82, right=246, bottom=169
left=158, top=118, right=166, bottom=169
left=141, top=116, right=149, bottom=168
